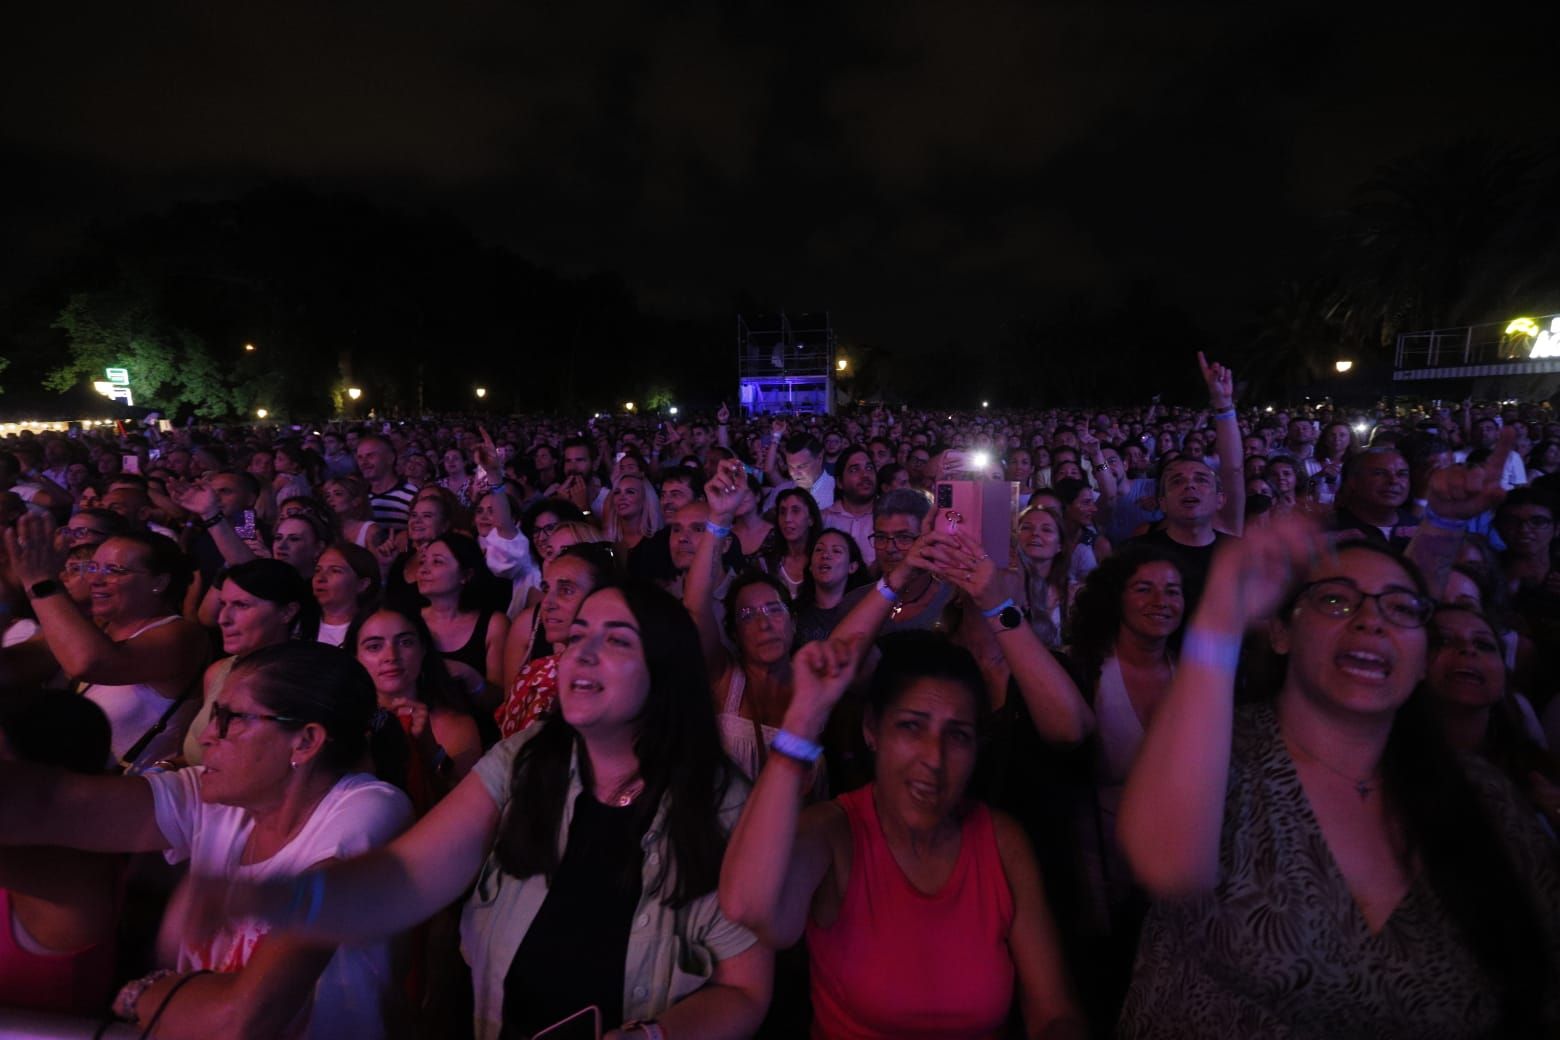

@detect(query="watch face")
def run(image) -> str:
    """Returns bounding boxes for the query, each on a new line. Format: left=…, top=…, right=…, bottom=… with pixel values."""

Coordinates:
left=998, top=605, right=1023, bottom=630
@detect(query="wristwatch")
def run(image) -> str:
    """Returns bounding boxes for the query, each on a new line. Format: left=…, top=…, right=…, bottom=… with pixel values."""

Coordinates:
left=991, top=604, right=1023, bottom=630
left=28, top=579, right=63, bottom=600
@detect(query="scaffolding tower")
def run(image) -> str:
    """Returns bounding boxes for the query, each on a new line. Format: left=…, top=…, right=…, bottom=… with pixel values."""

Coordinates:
left=736, top=311, right=838, bottom=416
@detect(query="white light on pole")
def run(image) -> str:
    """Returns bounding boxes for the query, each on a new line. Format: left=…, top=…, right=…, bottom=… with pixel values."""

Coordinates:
left=669, top=406, right=678, bottom=415
left=347, top=387, right=363, bottom=401
left=256, top=408, right=269, bottom=419
left=475, top=387, right=487, bottom=399
left=1335, top=360, right=1354, bottom=373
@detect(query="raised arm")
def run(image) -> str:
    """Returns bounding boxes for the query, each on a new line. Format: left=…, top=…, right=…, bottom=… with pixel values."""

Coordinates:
left=719, top=638, right=857, bottom=948
left=1404, top=429, right=1512, bottom=599
left=715, top=402, right=733, bottom=449
left=0, top=760, right=168, bottom=853
left=170, top=767, right=501, bottom=949
left=6, top=515, right=208, bottom=686
left=763, top=419, right=787, bottom=488
left=1117, top=519, right=1320, bottom=896
left=1200, top=351, right=1245, bottom=537
left=685, top=461, right=744, bottom=688
left=937, top=533, right=1095, bottom=744
left=174, top=478, right=260, bottom=566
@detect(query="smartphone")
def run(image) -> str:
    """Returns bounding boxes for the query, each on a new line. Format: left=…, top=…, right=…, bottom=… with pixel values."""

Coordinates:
left=233, top=509, right=258, bottom=542
left=932, top=479, right=1014, bottom=568
left=121, top=455, right=141, bottom=475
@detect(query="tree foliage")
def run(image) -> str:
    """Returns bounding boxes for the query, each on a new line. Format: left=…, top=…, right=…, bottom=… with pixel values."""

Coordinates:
left=48, top=290, right=241, bottom=417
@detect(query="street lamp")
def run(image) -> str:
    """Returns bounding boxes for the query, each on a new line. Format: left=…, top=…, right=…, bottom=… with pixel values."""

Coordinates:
left=624, top=401, right=636, bottom=412
left=1335, top=360, right=1354, bottom=374
left=668, top=406, right=679, bottom=416
left=347, top=387, right=363, bottom=401
left=836, top=358, right=849, bottom=372
left=244, top=343, right=256, bottom=353
left=256, top=408, right=269, bottom=419
left=475, top=387, right=487, bottom=399
left=982, top=400, right=990, bottom=409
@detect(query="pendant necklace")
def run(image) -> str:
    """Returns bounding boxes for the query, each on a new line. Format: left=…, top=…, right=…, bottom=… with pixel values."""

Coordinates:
left=1285, top=732, right=1379, bottom=801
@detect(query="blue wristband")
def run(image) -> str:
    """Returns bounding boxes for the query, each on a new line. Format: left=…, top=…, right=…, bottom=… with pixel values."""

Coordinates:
left=771, top=730, right=823, bottom=764
left=1421, top=507, right=1469, bottom=532
left=1213, top=408, right=1237, bottom=421
left=1178, top=629, right=1242, bottom=673
left=981, top=597, right=1016, bottom=619
left=875, top=577, right=900, bottom=604
left=705, top=521, right=732, bottom=540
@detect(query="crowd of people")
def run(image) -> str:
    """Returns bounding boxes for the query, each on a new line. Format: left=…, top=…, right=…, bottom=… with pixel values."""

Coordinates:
left=0, top=351, right=1556, bottom=1038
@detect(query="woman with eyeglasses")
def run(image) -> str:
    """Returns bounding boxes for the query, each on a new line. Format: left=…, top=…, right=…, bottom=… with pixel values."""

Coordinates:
left=159, top=581, right=771, bottom=1040
left=1117, top=522, right=1559, bottom=1037
left=0, top=642, right=413, bottom=1037
left=689, top=462, right=827, bottom=793
left=52, top=507, right=125, bottom=556
left=6, top=516, right=209, bottom=773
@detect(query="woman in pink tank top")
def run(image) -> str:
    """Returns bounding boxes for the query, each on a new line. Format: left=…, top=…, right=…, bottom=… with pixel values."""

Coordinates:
left=720, top=630, right=1084, bottom=1039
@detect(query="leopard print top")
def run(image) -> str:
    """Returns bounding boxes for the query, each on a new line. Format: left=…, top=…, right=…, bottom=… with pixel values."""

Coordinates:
left=1118, top=704, right=1559, bottom=1039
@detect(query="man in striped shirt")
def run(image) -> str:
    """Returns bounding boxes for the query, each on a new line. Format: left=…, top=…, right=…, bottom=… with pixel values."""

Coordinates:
left=355, top=434, right=417, bottom=530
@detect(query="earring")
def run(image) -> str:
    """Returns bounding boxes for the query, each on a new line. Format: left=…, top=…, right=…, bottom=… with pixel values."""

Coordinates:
left=290, top=759, right=298, bottom=771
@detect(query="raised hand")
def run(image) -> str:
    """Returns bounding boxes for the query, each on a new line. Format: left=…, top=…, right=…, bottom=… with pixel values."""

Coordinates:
left=770, top=418, right=788, bottom=442
left=1424, top=426, right=1513, bottom=521
left=168, top=477, right=218, bottom=519
left=704, top=459, right=746, bottom=524
left=932, top=531, right=1003, bottom=610
left=4, top=513, right=64, bottom=589
left=560, top=474, right=590, bottom=511
left=1198, top=351, right=1235, bottom=411
left=716, top=401, right=730, bottom=425
left=1197, top=514, right=1331, bottom=634
left=783, top=636, right=863, bottom=739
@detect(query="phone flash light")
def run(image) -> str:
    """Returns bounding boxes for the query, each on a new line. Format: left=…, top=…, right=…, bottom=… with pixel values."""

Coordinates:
left=971, top=451, right=991, bottom=470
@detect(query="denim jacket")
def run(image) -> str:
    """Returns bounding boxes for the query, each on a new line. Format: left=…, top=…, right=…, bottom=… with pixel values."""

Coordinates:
left=461, top=727, right=756, bottom=1040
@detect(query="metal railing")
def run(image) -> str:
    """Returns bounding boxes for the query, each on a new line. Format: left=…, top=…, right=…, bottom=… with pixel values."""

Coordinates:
left=1395, top=312, right=1560, bottom=369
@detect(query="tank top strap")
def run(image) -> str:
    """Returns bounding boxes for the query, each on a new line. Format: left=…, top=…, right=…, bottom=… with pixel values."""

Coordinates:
left=721, top=667, right=746, bottom=714
left=124, top=615, right=181, bottom=640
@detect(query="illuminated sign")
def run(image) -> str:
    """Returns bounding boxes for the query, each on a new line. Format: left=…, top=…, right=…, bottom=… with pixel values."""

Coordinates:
left=92, top=366, right=133, bottom=406
left=1506, top=316, right=1560, bottom=359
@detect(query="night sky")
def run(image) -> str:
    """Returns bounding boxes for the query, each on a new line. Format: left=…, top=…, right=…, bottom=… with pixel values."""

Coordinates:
left=3, top=3, right=1557, bottom=355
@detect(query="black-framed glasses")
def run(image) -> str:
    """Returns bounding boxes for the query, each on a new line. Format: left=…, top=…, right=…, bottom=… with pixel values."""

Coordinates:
left=869, top=532, right=917, bottom=550
left=534, top=521, right=562, bottom=539
left=1500, top=514, right=1555, bottom=532
left=734, top=602, right=790, bottom=626
left=210, top=702, right=302, bottom=740
left=1299, top=579, right=1433, bottom=629
left=61, top=526, right=111, bottom=542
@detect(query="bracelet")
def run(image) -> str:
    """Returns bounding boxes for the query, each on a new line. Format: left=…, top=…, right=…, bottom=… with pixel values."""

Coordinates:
left=1178, top=629, right=1242, bottom=673
left=1421, top=506, right=1469, bottom=532
left=981, top=596, right=1016, bottom=618
left=875, top=576, right=900, bottom=604
left=704, top=521, right=732, bottom=540
left=113, top=968, right=178, bottom=1021
left=138, top=970, right=213, bottom=1035
left=1212, top=407, right=1237, bottom=421
left=194, top=512, right=224, bottom=529
left=771, top=730, right=824, bottom=764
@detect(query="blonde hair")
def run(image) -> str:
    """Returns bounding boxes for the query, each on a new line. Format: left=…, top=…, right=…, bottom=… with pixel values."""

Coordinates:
left=603, top=474, right=663, bottom=543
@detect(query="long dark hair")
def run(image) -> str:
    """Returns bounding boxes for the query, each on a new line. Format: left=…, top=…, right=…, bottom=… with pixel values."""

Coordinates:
left=794, top=528, right=870, bottom=611
left=345, top=605, right=465, bottom=712
left=494, top=579, right=735, bottom=907
left=426, top=532, right=509, bottom=612
left=1277, top=544, right=1553, bottom=1031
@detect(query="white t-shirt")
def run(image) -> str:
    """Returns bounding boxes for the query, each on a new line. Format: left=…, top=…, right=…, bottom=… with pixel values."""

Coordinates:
left=146, top=769, right=414, bottom=1039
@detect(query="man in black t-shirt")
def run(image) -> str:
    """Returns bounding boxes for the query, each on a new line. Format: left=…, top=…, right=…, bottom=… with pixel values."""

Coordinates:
left=1132, top=457, right=1236, bottom=609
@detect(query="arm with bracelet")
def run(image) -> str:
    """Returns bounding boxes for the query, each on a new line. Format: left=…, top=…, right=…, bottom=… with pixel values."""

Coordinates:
left=1404, top=430, right=1513, bottom=600
left=684, top=460, right=744, bottom=690
left=1118, top=519, right=1323, bottom=895
left=1199, top=351, right=1246, bottom=537
left=719, top=638, right=859, bottom=948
